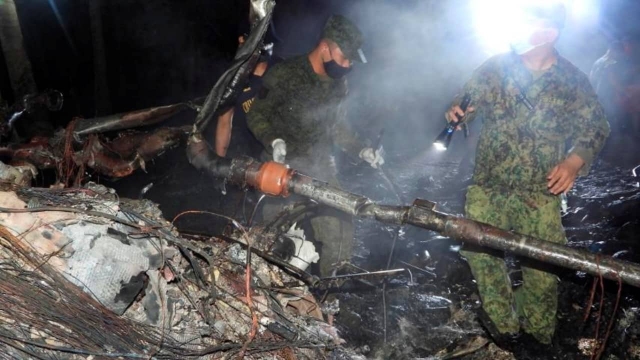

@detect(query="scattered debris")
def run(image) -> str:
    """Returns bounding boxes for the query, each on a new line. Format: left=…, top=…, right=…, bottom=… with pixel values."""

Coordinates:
left=0, top=180, right=359, bottom=358
left=579, top=338, right=600, bottom=357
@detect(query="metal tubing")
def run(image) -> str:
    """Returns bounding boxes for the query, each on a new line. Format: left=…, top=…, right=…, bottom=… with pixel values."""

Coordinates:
left=204, top=157, right=640, bottom=288
left=405, top=206, right=640, bottom=288
left=281, top=171, right=640, bottom=288
left=289, top=173, right=371, bottom=215
left=73, top=103, right=189, bottom=136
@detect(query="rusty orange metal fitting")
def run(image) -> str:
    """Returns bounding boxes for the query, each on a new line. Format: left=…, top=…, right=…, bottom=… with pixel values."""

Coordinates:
left=252, top=161, right=292, bottom=196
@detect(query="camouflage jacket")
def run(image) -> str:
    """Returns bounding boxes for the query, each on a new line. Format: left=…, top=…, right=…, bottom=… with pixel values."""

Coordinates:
left=457, top=52, right=610, bottom=192
left=246, top=55, right=364, bottom=174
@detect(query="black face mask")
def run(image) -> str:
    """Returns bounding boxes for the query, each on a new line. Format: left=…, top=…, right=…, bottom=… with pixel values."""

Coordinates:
left=323, top=48, right=351, bottom=79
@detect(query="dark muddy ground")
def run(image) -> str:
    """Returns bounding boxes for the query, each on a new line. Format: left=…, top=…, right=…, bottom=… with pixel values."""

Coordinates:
left=329, top=140, right=640, bottom=360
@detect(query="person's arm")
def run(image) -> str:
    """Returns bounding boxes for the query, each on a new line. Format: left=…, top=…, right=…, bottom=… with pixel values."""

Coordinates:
left=330, top=97, right=366, bottom=161
left=567, top=78, right=611, bottom=175
left=445, top=55, right=500, bottom=125
left=547, top=75, right=610, bottom=194
left=215, top=108, right=233, bottom=157
left=246, top=65, right=285, bottom=153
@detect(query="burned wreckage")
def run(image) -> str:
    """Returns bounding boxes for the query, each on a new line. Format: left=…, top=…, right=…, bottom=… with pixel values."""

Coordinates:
left=0, top=0, right=639, bottom=359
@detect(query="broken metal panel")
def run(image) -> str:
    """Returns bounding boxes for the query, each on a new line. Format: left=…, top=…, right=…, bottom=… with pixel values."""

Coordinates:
left=0, top=124, right=187, bottom=179
left=75, top=126, right=189, bottom=178
left=107, top=126, right=189, bottom=161
left=0, top=184, right=171, bottom=315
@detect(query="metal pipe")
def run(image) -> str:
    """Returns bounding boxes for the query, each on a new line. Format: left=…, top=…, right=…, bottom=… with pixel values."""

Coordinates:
left=404, top=203, right=640, bottom=288
left=73, top=103, right=190, bottom=136
left=226, top=161, right=640, bottom=288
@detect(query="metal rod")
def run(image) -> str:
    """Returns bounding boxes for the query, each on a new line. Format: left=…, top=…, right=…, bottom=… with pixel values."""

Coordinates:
left=288, top=176, right=640, bottom=288
left=200, top=157, right=640, bottom=289
left=73, top=103, right=190, bottom=136
left=318, top=268, right=405, bottom=281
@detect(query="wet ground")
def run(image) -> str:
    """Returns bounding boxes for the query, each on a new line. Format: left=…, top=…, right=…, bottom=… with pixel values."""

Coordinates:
left=329, top=141, right=640, bottom=359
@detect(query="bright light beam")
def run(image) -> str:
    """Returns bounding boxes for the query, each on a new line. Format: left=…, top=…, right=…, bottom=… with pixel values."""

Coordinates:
left=470, top=0, right=599, bottom=55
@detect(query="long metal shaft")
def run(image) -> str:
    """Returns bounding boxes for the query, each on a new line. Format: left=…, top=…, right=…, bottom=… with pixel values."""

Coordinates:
left=287, top=173, right=640, bottom=287
left=73, top=103, right=192, bottom=136
left=196, top=155, right=640, bottom=288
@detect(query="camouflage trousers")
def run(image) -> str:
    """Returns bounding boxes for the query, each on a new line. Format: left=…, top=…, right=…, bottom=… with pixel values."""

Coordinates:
left=261, top=175, right=354, bottom=278
left=459, top=185, right=566, bottom=344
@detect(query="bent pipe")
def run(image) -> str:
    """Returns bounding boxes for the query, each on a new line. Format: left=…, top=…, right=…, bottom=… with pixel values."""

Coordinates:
left=215, top=160, right=640, bottom=289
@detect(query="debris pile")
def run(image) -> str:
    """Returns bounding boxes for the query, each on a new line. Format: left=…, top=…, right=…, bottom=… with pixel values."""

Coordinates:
left=0, top=163, right=360, bottom=359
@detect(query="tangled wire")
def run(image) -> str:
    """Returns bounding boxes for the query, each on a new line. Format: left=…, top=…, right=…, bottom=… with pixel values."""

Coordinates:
left=0, top=186, right=339, bottom=359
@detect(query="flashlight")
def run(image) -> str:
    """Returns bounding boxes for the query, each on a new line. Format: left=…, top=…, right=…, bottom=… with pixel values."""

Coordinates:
left=433, top=94, right=472, bottom=151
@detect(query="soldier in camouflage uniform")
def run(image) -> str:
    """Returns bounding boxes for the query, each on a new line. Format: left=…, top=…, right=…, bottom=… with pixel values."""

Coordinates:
left=445, top=3, right=610, bottom=346
left=247, top=15, right=384, bottom=276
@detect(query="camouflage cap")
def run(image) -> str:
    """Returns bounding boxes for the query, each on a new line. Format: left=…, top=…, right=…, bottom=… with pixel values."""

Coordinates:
left=321, top=15, right=367, bottom=63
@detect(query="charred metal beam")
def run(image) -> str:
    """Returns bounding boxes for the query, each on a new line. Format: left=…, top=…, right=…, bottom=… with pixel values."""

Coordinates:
left=73, top=103, right=191, bottom=136
left=77, top=126, right=189, bottom=178
left=204, top=159, right=640, bottom=289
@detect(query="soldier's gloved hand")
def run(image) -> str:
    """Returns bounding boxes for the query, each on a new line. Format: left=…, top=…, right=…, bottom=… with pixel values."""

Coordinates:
left=271, top=138, right=287, bottom=164
left=359, top=147, right=385, bottom=169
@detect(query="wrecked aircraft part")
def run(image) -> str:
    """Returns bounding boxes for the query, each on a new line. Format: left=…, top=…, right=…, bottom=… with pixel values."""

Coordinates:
left=0, top=184, right=357, bottom=358
left=402, top=204, right=640, bottom=288
left=250, top=0, right=272, bottom=23
left=76, top=136, right=143, bottom=178
left=319, top=268, right=406, bottom=282
left=102, top=126, right=189, bottom=161
left=190, top=0, right=274, bottom=135
left=72, top=103, right=191, bottom=136
left=0, top=126, right=188, bottom=180
left=73, top=127, right=188, bottom=178
left=0, top=140, right=58, bottom=169
left=217, top=160, right=640, bottom=289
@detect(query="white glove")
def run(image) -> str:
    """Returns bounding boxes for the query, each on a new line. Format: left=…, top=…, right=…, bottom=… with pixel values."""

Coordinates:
left=271, top=138, right=287, bottom=164
left=359, top=147, right=385, bottom=169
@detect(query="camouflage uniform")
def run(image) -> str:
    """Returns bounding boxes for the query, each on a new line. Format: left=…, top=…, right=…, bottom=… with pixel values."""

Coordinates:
left=247, top=15, right=366, bottom=276
left=455, top=52, right=610, bottom=343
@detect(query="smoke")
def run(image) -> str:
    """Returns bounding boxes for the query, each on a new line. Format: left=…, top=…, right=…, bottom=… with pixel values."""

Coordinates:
left=269, top=0, right=610, bottom=167
left=333, top=0, right=490, bottom=164
left=259, top=0, right=614, bottom=212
